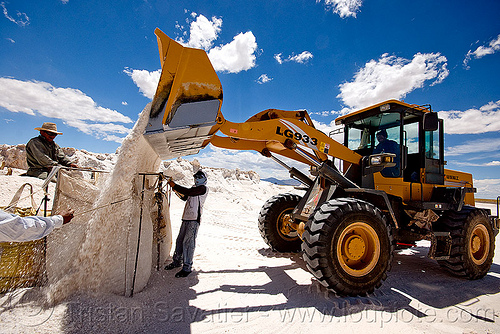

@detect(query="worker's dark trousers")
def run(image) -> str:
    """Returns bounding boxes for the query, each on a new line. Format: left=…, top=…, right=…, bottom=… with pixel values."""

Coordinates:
left=172, top=220, right=199, bottom=272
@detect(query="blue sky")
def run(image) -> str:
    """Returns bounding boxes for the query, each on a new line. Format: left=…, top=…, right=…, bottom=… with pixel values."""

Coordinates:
left=1, top=0, right=499, bottom=197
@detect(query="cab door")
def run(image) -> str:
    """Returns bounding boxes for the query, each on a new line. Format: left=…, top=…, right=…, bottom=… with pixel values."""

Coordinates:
left=423, top=119, right=444, bottom=185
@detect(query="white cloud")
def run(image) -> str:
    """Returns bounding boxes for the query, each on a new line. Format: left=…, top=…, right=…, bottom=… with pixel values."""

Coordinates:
left=121, top=101, right=128, bottom=106
left=338, top=53, right=449, bottom=110
left=319, top=0, right=363, bottom=18
left=125, top=13, right=258, bottom=100
left=452, top=160, right=500, bottom=167
left=208, top=31, right=257, bottom=73
left=123, top=68, right=161, bottom=99
left=289, top=51, right=313, bottom=64
left=274, top=53, right=283, bottom=64
left=487, top=161, right=500, bottom=166
left=177, top=14, right=222, bottom=51
left=439, top=100, right=500, bottom=134
left=197, top=146, right=310, bottom=180
left=445, top=139, right=500, bottom=156
left=6, top=37, right=14, bottom=43
left=256, top=74, right=272, bottom=84
left=311, top=118, right=344, bottom=142
left=173, top=13, right=258, bottom=74
left=464, top=34, right=500, bottom=68
left=0, top=77, right=133, bottom=143
left=473, top=178, right=500, bottom=199
left=274, top=51, right=313, bottom=64
left=65, top=119, right=130, bottom=142
left=1, top=2, right=29, bottom=26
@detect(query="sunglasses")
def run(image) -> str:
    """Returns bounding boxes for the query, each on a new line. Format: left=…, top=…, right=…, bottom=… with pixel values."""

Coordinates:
left=42, top=131, right=58, bottom=137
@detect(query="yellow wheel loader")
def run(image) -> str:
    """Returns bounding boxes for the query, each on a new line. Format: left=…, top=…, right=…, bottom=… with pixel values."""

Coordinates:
left=144, top=28, right=499, bottom=296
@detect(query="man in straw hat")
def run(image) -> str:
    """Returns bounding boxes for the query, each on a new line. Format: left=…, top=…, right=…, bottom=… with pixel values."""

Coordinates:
left=26, top=122, right=78, bottom=179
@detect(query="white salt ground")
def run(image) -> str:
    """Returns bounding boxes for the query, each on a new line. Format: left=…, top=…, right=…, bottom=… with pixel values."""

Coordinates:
left=0, top=146, right=499, bottom=332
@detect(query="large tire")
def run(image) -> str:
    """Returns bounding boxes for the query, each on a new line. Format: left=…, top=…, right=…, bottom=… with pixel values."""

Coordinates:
left=437, top=208, right=495, bottom=279
left=258, top=193, right=302, bottom=252
left=302, top=198, right=394, bottom=296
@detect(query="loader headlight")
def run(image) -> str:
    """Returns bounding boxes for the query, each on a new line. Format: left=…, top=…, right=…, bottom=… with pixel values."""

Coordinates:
left=370, top=156, right=383, bottom=165
left=368, top=153, right=396, bottom=167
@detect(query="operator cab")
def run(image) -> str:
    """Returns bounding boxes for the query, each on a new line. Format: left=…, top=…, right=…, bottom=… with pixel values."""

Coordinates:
left=335, top=100, right=444, bottom=185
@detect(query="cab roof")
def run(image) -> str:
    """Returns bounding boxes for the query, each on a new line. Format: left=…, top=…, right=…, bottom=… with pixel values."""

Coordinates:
left=334, top=100, right=430, bottom=126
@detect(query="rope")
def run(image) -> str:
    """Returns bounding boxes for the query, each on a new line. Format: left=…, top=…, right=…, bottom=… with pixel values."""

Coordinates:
left=2, top=188, right=44, bottom=212
left=74, top=197, right=132, bottom=216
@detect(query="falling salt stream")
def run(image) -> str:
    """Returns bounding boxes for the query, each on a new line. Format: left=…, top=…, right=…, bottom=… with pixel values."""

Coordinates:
left=45, top=103, right=169, bottom=303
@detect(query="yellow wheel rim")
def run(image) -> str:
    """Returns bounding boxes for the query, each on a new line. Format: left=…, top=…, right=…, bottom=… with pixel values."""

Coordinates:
left=336, top=222, right=380, bottom=277
left=469, top=224, right=490, bottom=265
left=277, top=210, right=297, bottom=239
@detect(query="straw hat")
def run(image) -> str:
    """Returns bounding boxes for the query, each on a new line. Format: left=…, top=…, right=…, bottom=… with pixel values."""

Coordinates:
left=34, top=122, right=63, bottom=135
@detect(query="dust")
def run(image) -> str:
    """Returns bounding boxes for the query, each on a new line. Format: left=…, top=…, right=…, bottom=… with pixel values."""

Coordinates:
left=45, top=103, right=163, bottom=304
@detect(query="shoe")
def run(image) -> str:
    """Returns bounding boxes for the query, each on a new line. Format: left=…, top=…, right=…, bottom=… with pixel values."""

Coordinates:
left=164, top=262, right=181, bottom=270
left=175, top=270, right=191, bottom=278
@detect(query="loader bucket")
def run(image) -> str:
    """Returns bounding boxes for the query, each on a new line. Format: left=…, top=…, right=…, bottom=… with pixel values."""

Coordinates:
left=144, top=28, right=223, bottom=160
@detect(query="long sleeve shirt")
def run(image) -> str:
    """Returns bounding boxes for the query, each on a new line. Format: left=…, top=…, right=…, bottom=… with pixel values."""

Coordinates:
left=172, top=183, right=208, bottom=222
left=0, top=210, right=63, bottom=242
left=26, top=135, right=72, bottom=170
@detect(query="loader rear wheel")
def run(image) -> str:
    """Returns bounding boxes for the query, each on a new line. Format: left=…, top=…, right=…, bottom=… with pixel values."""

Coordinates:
left=258, top=193, right=302, bottom=252
left=437, top=208, right=494, bottom=279
left=302, top=198, right=394, bottom=296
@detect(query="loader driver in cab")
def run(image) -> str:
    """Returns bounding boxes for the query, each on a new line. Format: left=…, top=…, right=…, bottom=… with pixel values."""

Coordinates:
left=165, top=170, right=208, bottom=278
left=373, top=129, right=400, bottom=177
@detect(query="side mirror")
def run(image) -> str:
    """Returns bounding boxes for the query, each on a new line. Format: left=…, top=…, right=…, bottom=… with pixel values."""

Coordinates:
left=423, top=112, right=439, bottom=131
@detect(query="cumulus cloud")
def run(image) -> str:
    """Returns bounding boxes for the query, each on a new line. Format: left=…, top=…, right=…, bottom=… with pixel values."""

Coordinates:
left=274, top=51, right=313, bottom=64
left=123, top=68, right=161, bottom=99
left=208, top=31, right=257, bottom=73
left=319, top=0, right=363, bottom=18
left=439, top=100, right=500, bottom=134
left=126, top=13, right=258, bottom=94
left=1, top=2, right=30, bottom=26
left=177, top=14, right=222, bottom=51
left=338, top=53, right=449, bottom=110
left=0, top=77, right=133, bottom=142
left=464, top=34, right=500, bottom=68
left=176, top=13, right=258, bottom=74
left=256, top=74, right=273, bottom=84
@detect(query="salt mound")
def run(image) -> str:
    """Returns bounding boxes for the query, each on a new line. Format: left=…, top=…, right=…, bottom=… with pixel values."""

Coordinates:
left=161, top=158, right=295, bottom=216
left=0, top=144, right=29, bottom=170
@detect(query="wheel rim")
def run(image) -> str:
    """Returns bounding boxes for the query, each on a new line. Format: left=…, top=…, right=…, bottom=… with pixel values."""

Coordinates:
left=469, top=224, right=490, bottom=265
left=336, top=222, right=380, bottom=277
left=277, top=210, right=298, bottom=240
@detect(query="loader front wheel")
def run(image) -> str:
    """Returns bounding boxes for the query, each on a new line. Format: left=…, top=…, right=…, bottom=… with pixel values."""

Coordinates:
left=258, top=193, right=302, bottom=252
left=437, top=208, right=494, bottom=279
left=302, top=198, right=394, bottom=296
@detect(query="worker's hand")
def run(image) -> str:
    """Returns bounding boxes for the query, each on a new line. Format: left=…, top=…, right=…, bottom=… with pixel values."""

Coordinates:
left=69, top=163, right=78, bottom=168
left=167, top=178, right=175, bottom=187
left=58, top=209, right=75, bottom=224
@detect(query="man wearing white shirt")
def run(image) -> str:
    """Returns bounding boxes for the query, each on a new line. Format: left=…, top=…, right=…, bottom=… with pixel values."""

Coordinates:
left=0, top=209, right=74, bottom=243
